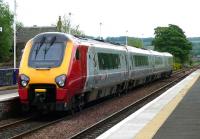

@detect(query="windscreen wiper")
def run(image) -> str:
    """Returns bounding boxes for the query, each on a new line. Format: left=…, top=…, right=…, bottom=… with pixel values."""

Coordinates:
left=44, top=36, right=56, bottom=59
left=35, top=37, right=46, bottom=59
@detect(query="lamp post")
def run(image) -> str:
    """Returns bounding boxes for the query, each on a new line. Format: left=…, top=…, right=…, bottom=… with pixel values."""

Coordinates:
left=126, top=30, right=128, bottom=46
left=13, top=0, right=17, bottom=69
left=99, top=22, right=102, bottom=40
left=141, top=34, right=144, bottom=48
left=68, top=12, right=71, bottom=34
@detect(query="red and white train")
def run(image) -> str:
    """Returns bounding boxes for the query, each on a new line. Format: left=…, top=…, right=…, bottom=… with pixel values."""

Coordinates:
left=18, top=32, right=173, bottom=111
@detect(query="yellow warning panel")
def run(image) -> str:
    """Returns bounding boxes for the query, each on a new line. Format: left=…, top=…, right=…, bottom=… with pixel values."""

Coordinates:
left=35, top=89, right=47, bottom=93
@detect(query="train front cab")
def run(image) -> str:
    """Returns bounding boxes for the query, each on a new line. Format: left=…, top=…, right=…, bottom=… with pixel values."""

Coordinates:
left=18, top=33, right=84, bottom=111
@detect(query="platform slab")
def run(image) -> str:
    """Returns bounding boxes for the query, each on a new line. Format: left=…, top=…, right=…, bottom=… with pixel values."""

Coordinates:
left=0, top=92, right=19, bottom=102
left=0, top=89, right=17, bottom=95
left=97, top=70, right=200, bottom=139
left=153, top=75, right=200, bottom=139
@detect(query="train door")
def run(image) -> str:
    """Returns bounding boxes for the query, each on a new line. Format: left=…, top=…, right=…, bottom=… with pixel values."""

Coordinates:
left=124, top=51, right=129, bottom=80
left=79, top=46, right=88, bottom=89
left=72, top=47, right=82, bottom=92
left=92, top=48, right=98, bottom=88
left=87, top=47, right=97, bottom=90
left=149, top=51, right=155, bottom=74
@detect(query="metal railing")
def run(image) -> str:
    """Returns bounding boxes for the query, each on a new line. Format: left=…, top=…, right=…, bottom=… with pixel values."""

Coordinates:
left=0, top=68, right=19, bottom=86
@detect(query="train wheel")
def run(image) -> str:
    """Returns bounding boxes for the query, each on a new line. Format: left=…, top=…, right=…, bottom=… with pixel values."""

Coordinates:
left=116, top=89, right=121, bottom=97
left=21, top=104, right=30, bottom=112
left=76, top=95, right=84, bottom=112
left=68, top=96, right=83, bottom=114
left=68, top=97, right=76, bottom=115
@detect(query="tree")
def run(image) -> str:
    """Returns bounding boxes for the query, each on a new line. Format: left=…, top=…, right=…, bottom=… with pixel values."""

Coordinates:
left=57, top=16, right=62, bottom=32
left=128, top=37, right=143, bottom=48
left=0, top=0, right=13, bottom=62
left=153, top=24, right=192, bottom=64
left=57, top=15, right=84, bottom=36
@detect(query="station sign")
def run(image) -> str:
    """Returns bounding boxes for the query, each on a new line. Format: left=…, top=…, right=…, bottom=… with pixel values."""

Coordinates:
left=0, top=27, right=2, bottom=32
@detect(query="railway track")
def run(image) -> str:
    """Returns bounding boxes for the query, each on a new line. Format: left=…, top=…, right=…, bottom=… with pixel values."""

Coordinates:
left=0, top=113, right=71, bottom=139
left=0, top=116, right=34, bottom=130
left=70, top=67, right=198, bottom=139
left=0, top=67, right=198, bottom=139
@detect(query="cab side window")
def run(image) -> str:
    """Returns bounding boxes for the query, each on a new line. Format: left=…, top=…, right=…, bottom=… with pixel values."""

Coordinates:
left=75, top=48, right=80, bottom=60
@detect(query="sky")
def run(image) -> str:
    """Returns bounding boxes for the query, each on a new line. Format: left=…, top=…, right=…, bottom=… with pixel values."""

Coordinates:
left=4, top=0, right=200, bottom=38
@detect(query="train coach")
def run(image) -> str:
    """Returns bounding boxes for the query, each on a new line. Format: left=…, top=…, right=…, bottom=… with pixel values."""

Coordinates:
left=18, top=32, right=173, bottom=111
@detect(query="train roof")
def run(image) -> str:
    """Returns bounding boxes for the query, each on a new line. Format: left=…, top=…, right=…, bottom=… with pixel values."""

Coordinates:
left=33, top=32, right=173, bottom=57
left=74, top=36, right=127, bottom=52
left=126, top=46, right=151, bottom=55
left=149, top=50, right=173, bottom=57
left=127, top=46, right=173, bottom=57
left=77, top=37, right=173, bottom=57
left=162, top=52, right=173, bottom=57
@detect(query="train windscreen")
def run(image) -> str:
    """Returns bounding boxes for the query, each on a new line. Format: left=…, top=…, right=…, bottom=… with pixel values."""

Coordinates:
left=28, top=37, right=66, bottom=68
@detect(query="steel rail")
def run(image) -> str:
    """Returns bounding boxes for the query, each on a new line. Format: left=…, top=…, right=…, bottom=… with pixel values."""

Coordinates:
left=0, top=116, right=34, bottom=130
left=9, top=115, right=72, bottom=139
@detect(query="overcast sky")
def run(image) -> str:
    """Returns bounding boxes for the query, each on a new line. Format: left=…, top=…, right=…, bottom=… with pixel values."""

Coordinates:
left=4, top=0, right=200, bottom=38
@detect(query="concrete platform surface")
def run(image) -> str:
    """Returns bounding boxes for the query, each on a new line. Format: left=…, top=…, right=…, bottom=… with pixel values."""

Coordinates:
left=97, top=69, right=200, bottom=139
left=0, top=93, right=18, bottom=102
left=0, top=89, right=18, bottom=102
left=0, top=89, right=17, bottom=95
left=0, top=85, right=17, bottom=91
left=153, top=73, right=200, bottom=139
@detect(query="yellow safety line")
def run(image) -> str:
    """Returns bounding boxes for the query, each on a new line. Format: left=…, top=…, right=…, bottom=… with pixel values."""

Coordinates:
left=134, top=73, right=200, bottom=139
left=0, top=85, right=17, bottom=91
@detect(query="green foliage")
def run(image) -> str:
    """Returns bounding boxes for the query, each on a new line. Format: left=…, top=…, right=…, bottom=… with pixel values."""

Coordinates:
left=57, top=16, right=62, bottom=32
left=16, top=21, right=24, bottom=29
left=153, top=24, right=192, bottom=64
left=192, top=60, right=200, bottom=66
left=57, top=15, right=84, bottom=36
left=173, top=62, right=182, bottom=70
left=128, top=37, right=143, bottom=48
left=0, top=0, right=13, bottom=62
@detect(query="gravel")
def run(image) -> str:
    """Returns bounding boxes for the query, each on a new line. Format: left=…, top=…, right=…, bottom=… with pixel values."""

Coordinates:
left=0, top=100, right=21, bottom=120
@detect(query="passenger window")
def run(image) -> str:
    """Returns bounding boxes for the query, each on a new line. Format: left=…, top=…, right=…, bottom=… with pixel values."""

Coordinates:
left=75, top=49, right=80, bottom=60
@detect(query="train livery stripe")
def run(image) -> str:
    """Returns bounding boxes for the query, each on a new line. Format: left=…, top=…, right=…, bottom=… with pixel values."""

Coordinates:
left=63, top=40, right=74, bottom=75
left=65, top=45, right=89, bottom=95
left=80, top=46, right=89, bottom=91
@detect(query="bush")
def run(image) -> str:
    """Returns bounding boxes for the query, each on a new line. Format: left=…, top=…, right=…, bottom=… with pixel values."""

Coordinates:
left=173, top=63, right=182, bottom=70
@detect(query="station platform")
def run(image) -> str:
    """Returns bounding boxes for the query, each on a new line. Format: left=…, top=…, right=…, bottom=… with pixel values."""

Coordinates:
left=0, top=89, right=18, bottom=102
left=97, top=69, right=200, bottom=139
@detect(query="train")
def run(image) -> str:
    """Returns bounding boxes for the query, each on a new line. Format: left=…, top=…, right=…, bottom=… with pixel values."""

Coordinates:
left=18, top=32, right=173, bottom=111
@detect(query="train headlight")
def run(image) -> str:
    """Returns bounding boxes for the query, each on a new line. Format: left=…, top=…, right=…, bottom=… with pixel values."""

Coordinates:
left=20, top=74, right=30, bottom=87
left=55, top=74, right=66, bottom=87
